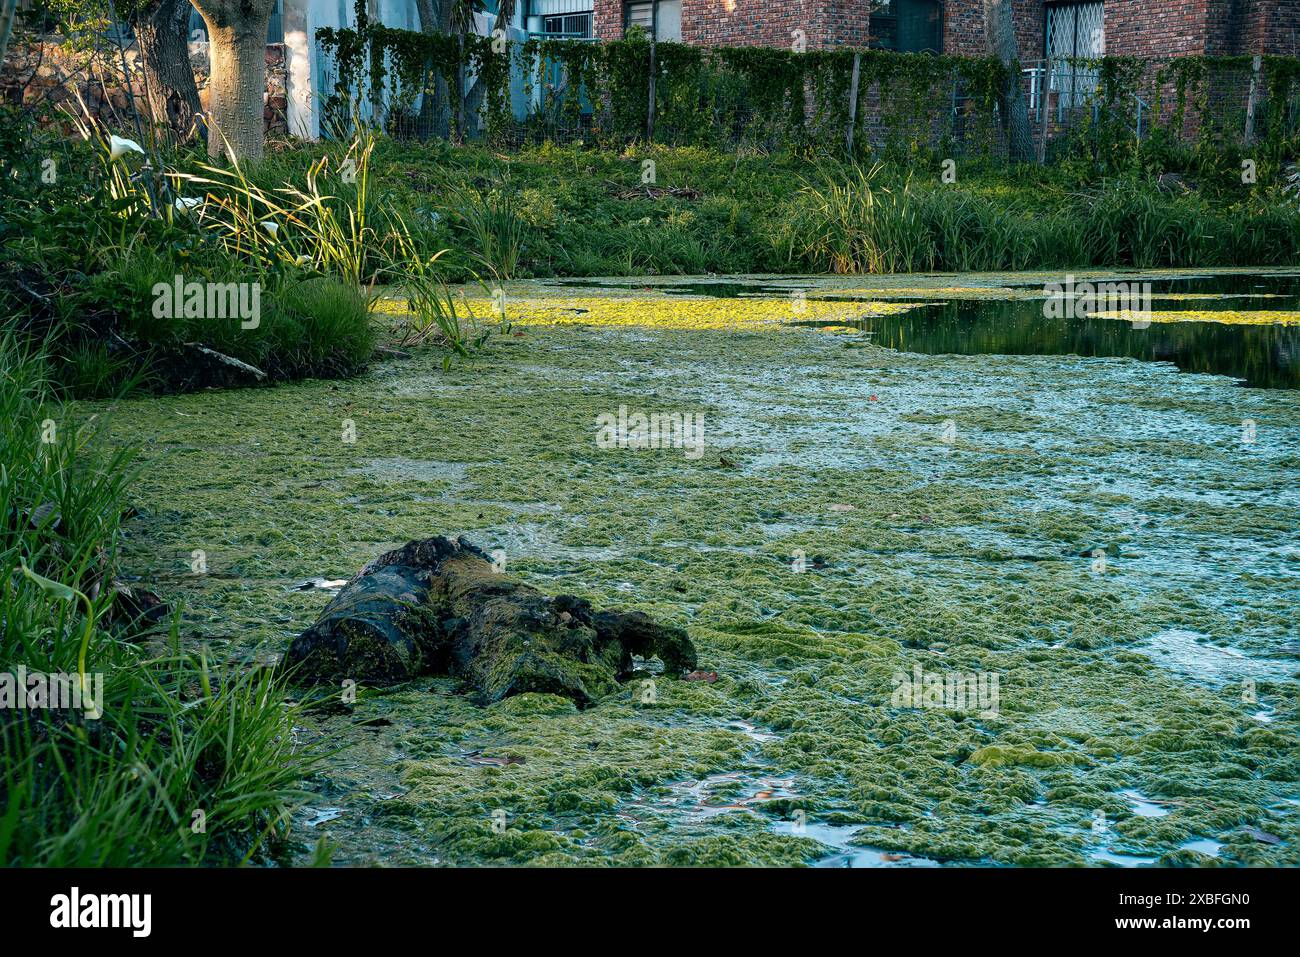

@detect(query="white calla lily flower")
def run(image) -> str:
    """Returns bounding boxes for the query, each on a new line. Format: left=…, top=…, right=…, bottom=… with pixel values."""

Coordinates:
left=260, top=221, right=279, bottom=239
left=109, top=134, right=146, bottom=162
left=173, top=197, right=203, bottom=213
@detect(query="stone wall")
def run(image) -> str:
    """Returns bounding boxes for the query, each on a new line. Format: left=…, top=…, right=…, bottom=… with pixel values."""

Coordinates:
left=1, top=32, right=288, bottom=136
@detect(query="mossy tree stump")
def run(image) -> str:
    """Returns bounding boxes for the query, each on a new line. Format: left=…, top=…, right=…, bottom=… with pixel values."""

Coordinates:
left=284, top=536, right=697, bottom=707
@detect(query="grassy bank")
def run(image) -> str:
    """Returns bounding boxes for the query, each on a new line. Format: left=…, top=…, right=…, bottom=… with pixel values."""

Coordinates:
left=0, top=111, right=378, bottom=400
left=0, top=336, right=317, bottom=865
left=4, top=103, right=1299, bottom=400
left=246, top=138, right=1300, bottom=281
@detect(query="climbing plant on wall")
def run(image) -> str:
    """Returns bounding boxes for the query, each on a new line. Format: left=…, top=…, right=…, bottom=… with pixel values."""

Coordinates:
left=313, top=23, right=1300, bottom=169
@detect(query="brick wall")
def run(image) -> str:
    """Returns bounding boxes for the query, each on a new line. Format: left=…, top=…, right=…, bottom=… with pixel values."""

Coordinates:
left=1106, top=1, right=1211, bottom=57
left=942, top=1, right=1043, bottom=57
left=677, top=0, right=817, bottom=48
left=1242, top=0, right=1300, bottom=55
left=595, top=0, right=1299, bottom=57
left=594, top=0, right=869, bottom=49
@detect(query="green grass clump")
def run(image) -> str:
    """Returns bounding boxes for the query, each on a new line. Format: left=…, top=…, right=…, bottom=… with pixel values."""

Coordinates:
left=778, top=160, right=1300, bottom=275
left=0, top=334, right=320, bottom=865
left=332, top=139, right=1300, bottom=280
left=0, top=120, right=383, bottom=398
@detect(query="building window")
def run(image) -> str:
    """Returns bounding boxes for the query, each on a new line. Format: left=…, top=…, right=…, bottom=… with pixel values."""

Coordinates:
left=624, top=0, right=681, bottom=42
left=1046, top=1, right=1104, bottom=58
left=531, top=1, right=594, bottom=37
left=871, top=0, right=942, bottom=54
left=1045, top=1, right=1104, bottom=107
left=543, top=12, right=592, bottom=37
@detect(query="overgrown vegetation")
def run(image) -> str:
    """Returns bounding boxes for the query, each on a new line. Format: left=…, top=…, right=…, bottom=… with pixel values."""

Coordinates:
left=318, top=7, right=1300, bottom=172
left=247, top=137, right=1300, bottom=282
left=0, top=334, right=320, bottom=865
left=3, top=7, right=1297, bottom=874
left=781, top=160, right=1300, bottom=274
left=0, top=109, right=514, bottom=398
left=4, top=96, right=1300, bottom=398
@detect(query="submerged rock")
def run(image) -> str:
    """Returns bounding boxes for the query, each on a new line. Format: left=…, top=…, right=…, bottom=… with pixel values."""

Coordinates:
left=283, top=535, right=698, bottom=706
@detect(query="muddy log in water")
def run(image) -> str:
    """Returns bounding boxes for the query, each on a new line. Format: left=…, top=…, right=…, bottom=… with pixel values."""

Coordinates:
left=283, top=536, right=697, bottom=706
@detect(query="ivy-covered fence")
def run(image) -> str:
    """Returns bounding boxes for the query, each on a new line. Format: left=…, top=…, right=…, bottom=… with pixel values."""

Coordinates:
left=1028, top=54, right=1300, bottom=168
left=315, top=23, right=1013, bottom=157
left=315, top=15, right=1300, bottom=166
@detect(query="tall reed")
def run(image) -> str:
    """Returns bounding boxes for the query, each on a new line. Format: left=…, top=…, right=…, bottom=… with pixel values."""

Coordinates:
left=0, top=334, right=322, bottom=865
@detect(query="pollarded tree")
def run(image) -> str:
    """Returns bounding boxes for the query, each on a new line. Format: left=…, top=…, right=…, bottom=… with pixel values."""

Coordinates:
left=191, top=0, right=276, bottom=161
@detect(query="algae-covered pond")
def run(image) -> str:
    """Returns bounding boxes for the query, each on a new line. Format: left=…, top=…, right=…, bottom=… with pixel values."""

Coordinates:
left=105, top=268, right=1299, bottom=867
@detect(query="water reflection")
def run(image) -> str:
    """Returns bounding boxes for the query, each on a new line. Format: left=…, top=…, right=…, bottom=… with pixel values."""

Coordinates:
left=811, top=275, right=1300, bottom=390
left=823, top=295, right=1299, bottom=389
left=564, top=274, right=1300, bottom=388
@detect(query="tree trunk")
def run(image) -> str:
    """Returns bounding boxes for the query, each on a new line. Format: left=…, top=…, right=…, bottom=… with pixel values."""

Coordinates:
left=414, top=0, right=442, bottom=140
left=284, top=536, right=699, bottom=706
left=982, top=0, right=1035, bottom=164
left=0, top=0, right=19, bottom=68
left=454, top=32, right=465, bottom=144
left=447, top=0, right=472, bottom=144
left=136, top=0, right=202, bottom=141
left=493, top=0, right=515, bottom=35
left=193, top=0, right=275, bottom=162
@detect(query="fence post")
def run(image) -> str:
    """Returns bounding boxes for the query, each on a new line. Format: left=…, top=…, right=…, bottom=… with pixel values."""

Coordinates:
left=647, top=37, right=657, bottom=143
left=1039, top=63, right=1051, bottom=164
left=949, top=66, right=959, bottom=153
left=1244, top=54, right=1262, bottom=146
left=845, top=52, right=860, bottom=155
left=455, top=33, right=466, bottom=145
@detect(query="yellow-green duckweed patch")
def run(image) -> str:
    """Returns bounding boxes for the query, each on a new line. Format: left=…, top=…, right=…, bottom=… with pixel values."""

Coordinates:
left=1091, top=310, right=1300, bottom=326
left=817, top=287, right=1038, bottom=300
left=375, top=294, right=919, bottom=330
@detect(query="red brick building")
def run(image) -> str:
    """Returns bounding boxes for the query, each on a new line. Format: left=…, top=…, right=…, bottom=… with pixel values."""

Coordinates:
left=582, top=1, right=1300, bottom=57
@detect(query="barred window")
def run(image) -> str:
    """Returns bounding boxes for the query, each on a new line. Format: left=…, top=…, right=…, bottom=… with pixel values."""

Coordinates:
left=543, top=13, right=592, bottom=38
left=1046, top=1, right=1104, bottom=107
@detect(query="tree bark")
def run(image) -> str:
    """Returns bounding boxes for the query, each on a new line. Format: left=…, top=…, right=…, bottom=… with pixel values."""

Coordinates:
left=284, top=536, right=699, bottom=707
left=454, top=32, right=465, bottom=143
left=982, top=0, right=1035, bottom=164
left=193, top=0, right=275, bottom=162
left=447, top=0, right=473, bottom=144
left=136, top=0, right=202, bottom=141
left=493, top=0, right=515, bottom=35
left=0, top=0, right=19, bottom=69
left=414, top=0, right=444, bottom=140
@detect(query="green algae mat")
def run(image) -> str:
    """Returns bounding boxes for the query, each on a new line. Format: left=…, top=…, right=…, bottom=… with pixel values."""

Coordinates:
left=102, top=270, right=1299, bottom=867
